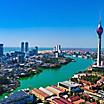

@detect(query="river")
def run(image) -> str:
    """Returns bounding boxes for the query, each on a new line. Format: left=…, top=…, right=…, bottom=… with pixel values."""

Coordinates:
left=0, top=57, right=93, bottom=100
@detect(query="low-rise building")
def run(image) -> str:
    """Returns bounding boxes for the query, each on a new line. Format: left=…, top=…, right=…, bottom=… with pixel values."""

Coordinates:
left=39, top=87, right=54, bottom=97
left=46, top=86, right=63, bottom=96
left=0, top=91, right=35, bottom=104
left=52, top=97, right=72, bottom=104
left=30, top=88, right=49, bottom=101
left=58, top=80, right=80, bottom=91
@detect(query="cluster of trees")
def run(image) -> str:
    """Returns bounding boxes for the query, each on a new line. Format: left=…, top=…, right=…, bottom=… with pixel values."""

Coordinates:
left=0, top=85, right=5, bottom=94
left=101, top=84, right=104, bottom=91
left=81, top=75, right=101, bottom=84
left=42, top=58, right=58, bottom=64
left=71, top=78, right=78, bottom=83
left=0, top=77, right=11, bottom=85
left=93, top=69, right=104, bottom=76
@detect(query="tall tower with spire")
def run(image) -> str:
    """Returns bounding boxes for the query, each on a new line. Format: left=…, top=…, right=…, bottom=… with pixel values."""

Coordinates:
left=96, top=19, right=103, bottom=66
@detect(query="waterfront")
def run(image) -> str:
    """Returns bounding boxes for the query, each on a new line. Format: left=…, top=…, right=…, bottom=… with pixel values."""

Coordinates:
left=0, top=57, right=93, bottom=100
left=3, top=47, right=104, bottom=53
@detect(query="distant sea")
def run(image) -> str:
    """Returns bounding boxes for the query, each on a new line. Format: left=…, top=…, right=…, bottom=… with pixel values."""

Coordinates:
left=3, top=47, right=102, bottom=54
left=4, top=47, right=52, bottom=54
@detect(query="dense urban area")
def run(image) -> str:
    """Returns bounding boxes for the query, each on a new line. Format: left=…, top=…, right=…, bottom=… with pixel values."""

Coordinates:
left=0, top=42, right=104, bottom=104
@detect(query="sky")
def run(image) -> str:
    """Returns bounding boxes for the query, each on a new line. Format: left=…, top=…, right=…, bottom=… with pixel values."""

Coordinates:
left=0, top=0, right=104, bottom=48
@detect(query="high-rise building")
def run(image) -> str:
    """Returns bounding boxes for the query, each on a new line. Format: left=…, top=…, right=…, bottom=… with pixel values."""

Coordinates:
left=17, top=53, right=25, bottom=63
left=0, top=44, right=3, bottom=57
left=54, top=45, right=61, bottom=53
left=55, top=52, right=59, bottom=58
left=21, top=42, right=24, bottom=52
left=25, top=42, right=29, bottom=53
left=53, top=45, right=62, bottom=58
left=35, top=46, right=38, bottom=55
left=96, top=20, right=103, bottom=66
left=28, top=46, right=38, bottom=56
left=58, top=45, right=61, bottom=53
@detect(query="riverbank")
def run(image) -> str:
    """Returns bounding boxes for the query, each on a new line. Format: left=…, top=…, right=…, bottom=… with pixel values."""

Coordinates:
left=0, top=57, right=93, bottom=100
left=0, top=56, right=72, bottom=96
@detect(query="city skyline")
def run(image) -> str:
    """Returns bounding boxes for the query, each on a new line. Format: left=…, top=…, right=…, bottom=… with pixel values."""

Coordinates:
left=0, top=0, right=104, bottom=48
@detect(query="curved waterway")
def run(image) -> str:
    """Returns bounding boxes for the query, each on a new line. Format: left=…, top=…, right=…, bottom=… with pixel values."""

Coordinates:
left=0, top=57, right=93, bottom=100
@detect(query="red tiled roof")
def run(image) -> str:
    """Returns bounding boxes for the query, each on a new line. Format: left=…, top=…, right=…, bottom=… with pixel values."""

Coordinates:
left=82, top=87, right=95, bottom=93
left=52, top=86, right=65, bottom=92
left=73, top=99, right=85, bottom=104
left=31, top=89, right=48, bottom=98
left=59, top=97, right=72, bottom=104
left=53, top=98, right=65, bottom=104
left=91, top=102, right=97, bottom=104
left=69, top=96, right=80, bottom=102
left=80, top=80, right=92, bottom=85
left=83, top=93, right=90, bottom=99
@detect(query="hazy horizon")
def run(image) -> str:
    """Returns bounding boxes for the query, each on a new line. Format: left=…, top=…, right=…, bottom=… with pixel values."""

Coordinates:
left=3, top=46, right=102, bottom=49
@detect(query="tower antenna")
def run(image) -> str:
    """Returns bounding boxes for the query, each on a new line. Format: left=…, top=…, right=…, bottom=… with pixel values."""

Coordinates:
left=99, top=10, right=102, bottom=24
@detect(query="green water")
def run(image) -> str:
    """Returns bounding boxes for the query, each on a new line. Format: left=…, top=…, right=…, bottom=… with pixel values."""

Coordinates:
left=0, top=57, right=93, bottom=100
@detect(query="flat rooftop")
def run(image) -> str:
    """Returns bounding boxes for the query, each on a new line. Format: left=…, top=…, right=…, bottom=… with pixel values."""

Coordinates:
left=59, top=81, right=80, bottom=88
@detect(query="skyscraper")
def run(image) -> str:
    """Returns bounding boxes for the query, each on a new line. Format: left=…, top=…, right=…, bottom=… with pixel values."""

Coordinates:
left=58, top=45, right=61, bottom=53
left=25, top=42, right=29, bottom=53
left=96, top=20, right=103, bottom=66
left=35, top=46, right=38, bottom=55
left=17, top=54, right=25, bottom=63
left=21, top=42, right=24, bottom=52
left=54, top=45, right=61, bottom=53
left=0, top=44, right=3, bottom=57
left=53, top=45, right=62, bottom=58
